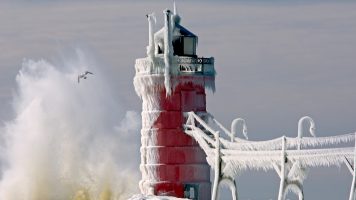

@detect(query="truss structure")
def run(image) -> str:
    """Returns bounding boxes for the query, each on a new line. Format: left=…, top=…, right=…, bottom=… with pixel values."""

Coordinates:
left=184, top=112, right=356, bottom=200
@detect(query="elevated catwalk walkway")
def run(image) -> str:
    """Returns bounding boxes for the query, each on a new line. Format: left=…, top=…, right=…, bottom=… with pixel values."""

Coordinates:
left=183, top=112, right=356, bottom=200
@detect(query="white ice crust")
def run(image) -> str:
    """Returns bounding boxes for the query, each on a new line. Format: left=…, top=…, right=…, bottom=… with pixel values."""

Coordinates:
left=183, top=111, right=356, bottom=200
left=128, top=194, right=188, bottom=200
left=135, top=7, right=215, bottom=197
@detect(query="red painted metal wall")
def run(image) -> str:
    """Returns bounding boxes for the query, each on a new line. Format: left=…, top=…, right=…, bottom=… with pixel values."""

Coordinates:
left=147, top=78, right=211, bottom=199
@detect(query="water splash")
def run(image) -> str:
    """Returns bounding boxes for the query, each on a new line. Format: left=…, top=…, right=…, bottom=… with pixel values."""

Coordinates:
left=0, top=50, right=140, bottom=200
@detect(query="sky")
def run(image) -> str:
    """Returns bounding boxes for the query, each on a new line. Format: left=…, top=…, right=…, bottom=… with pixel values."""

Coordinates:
left=0, top=0, right=356, bottom=199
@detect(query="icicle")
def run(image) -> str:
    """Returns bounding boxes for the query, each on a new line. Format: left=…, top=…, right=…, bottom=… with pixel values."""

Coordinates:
left=146, top=13, right=156, bottom=69
left=163, top=9, right=173, bottom=95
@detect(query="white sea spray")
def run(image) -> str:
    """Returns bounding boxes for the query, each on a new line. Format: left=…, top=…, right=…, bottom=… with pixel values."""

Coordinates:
left=0, top=50, right=140, bottom=200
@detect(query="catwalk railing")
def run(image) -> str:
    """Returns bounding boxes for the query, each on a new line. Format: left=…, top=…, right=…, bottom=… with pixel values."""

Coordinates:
left=183, top=111, right=356, bottom=200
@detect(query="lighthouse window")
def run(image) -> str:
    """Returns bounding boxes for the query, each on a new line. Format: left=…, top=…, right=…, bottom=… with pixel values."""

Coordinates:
left=173, top=37, right=183, bottom=56
left=183, top=37, right=196, bottom=56
left=173, top=36, right=197, bottom=57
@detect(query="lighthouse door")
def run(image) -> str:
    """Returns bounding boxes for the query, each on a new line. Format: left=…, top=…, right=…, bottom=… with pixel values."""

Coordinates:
left=183, top=183, right=199, bottom=200
left=181, top=90, right=196, bottom=112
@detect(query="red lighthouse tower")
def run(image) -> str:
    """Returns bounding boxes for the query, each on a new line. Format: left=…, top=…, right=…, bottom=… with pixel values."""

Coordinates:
left=134, top=6, right=215, bottom=199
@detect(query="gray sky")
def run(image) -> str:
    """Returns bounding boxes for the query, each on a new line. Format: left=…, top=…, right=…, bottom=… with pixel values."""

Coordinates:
left=1, top=0, right=356, bottom=199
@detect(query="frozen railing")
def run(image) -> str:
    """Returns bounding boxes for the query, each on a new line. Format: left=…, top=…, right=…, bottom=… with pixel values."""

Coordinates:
left=135, top=56, right=215, bottom=75
left=183, top=111, right=356, bottom=200
left=133, top=56, right=216, bottom=99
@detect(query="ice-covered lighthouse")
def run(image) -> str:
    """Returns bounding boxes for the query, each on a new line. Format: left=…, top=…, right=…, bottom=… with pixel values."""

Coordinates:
left=133, top=5, right=215, bottom=199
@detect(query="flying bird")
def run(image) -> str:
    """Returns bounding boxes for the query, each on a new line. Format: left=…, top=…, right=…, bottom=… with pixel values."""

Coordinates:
left=78, top=71, right=94, bottom=83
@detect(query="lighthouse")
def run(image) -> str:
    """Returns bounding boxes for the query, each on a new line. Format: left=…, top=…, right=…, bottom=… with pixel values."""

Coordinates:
left=133, top=6, right=215, bottom=199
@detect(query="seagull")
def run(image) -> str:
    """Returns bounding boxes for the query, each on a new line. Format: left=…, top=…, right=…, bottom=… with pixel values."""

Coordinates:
left=78, top=71, right=93, bottom=83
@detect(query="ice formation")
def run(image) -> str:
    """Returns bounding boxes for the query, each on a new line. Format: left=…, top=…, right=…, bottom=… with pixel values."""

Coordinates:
left=184, top=111, right=356, bottom=200
left=163, top=9, right=173, bottom=96
left=134, top=6, right=216, bottom=196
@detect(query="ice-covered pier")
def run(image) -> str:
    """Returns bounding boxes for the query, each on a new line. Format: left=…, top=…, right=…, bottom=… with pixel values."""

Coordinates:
left=184, top=112, right=356, bottom=200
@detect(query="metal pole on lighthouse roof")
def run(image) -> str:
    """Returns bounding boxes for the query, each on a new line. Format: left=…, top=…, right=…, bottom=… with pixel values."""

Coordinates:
left=173, top=1, right=181, bottom=24
left=146, top=13, right=156, bottom=64
left=174, top=1, right=177, bottom=15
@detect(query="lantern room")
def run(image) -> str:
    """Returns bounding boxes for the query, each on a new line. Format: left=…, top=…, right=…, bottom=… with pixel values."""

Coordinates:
left=154, top=12, right=198, bottom=57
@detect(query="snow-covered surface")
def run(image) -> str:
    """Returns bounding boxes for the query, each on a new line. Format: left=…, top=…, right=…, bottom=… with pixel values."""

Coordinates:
left=128, top=194, right=188, bottom=200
